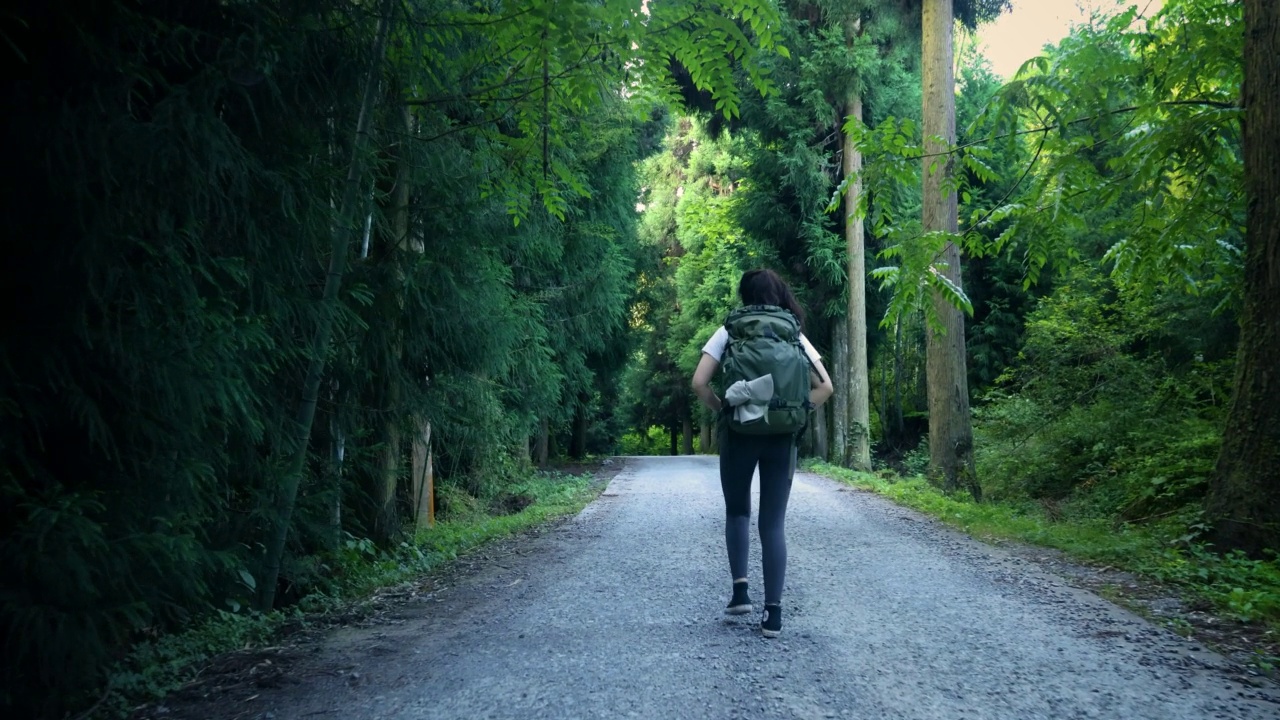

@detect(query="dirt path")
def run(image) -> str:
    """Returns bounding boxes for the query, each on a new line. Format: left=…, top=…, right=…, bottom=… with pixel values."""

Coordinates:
left=157, top=457, right=1279, bottom=719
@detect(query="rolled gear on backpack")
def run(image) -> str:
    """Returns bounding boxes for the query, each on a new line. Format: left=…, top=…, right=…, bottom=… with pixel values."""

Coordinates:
left=719, top=304, right=813, bottom=436
left=724, top=374, right=775, bottom=424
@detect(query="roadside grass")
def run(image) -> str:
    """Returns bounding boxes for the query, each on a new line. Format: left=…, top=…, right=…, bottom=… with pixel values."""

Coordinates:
left=309, top=471, right=601, bottom=604
left=804, top=461, right=1280, bottom=630
left=106, top=470, right=603, bottom=718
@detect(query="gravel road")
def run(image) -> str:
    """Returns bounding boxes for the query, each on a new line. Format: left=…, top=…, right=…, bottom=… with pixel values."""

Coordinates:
left=195, top=456, right=1279, bottom=720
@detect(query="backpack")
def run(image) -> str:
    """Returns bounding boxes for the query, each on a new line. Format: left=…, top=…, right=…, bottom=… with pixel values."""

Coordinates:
left=719, top=304, right=813, bottom=436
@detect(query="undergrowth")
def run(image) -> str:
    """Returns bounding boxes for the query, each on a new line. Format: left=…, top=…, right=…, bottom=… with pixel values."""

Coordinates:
left=804, top=461, right=1280, bottom=627
left=618, top=425, right=676, bottom=455
left=103, top=471, right=601, bottom=718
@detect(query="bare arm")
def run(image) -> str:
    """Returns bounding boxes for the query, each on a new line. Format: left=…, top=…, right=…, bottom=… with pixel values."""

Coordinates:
left=809, top=357, right=834, bottom=407
left=691, top=353, right=722, bottom=412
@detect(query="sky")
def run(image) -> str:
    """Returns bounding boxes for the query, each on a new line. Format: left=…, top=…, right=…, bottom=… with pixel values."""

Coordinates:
left=974, top=0, right=1165, bottom=79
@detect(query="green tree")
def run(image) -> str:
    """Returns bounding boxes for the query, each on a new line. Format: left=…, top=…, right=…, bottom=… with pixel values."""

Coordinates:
left=0, top=0, right=793, bottom=712
left=1206, top=0, right=1280, bottom=555
left=961, top=0, right=1272, bottom=550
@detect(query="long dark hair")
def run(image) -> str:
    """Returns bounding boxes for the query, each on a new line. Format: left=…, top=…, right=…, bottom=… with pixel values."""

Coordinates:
left=739, top=269, right=805, bottom=330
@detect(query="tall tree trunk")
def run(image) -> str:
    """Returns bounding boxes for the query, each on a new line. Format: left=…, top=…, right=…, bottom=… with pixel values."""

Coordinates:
left=569, top=396, right=589, bottom=459
left=534, top=418, right=550, bottom=467
left=315, top=388, right=342, bottom=550
left=374, top=387, right=401, bottom=543
left=832, top=318, right=849, bottom=464
left=813, top=401, right=829, bottom=461
left=669, top=419, right=678, bottom=456
left=1206, top=0, right=1280, bottom=555
left=699, top=420, right=711, bottom=454
left=372, top=105, right=413, bottom=544
left=411, top=416, right=434, bottom=529
left=893, top=315, right=904, bottom=442
left=878, top=350, right=888, bottom=448
left=844, top=92, right=871, bottom=471
left=258, top=0, right=395, bottom=611
left=397, top=105, right=432, bottom=529
left=682, top=414, right=694, bottom=455
left=915, top=317, right=928, bottom=419
left=330, top=406, right=345, bottom=547
left=922, top=0, right=979, bottom=501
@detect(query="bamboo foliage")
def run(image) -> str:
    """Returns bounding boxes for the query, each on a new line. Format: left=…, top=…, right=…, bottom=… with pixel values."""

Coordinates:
left=0, top=0, right=792, bottom=714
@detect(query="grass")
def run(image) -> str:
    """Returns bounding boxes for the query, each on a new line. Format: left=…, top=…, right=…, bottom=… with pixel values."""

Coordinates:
left=106, top=470, right=603, bottom=718
left=311, top=471, right=601, bottom=604
left=421, top=473, right=597, bottom=554
left=804, top=460, right=1280, bottom=628
left=806, top=461, right=1162, bottom=564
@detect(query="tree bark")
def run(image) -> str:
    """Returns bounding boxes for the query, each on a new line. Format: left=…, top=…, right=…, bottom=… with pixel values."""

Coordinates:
left=681, top=414, right=694, bottom=455
left=1206, top=0, right=1280, bottom=555
left=330, top=410, right=344, bottom=547
left=878, top=350, right=888, bottom=447
left=569, top=397, right=589, bottom=459
left=396, top=104, right=432, bottom=529
left=922, top=0, right=979, bottom=501
left=893, top=316, right=904, bottom=442
left=372, top=102, right=413, bottom=545
left=699, top=420, right=711, bottom=454
left=258, top=0, right=395, bottom=611
left=534, top=418, right=550, bottom=467
left=832, top=318, right=849, bottom=464
left=844, top=92, right=872, bottom=471
left=316, top=389, right=342, bottom=550
left=813, top=400, right=829, bottom=461
left=410, top=416, right=434, bottom=529
left=374, top=392, right=401, bottom=543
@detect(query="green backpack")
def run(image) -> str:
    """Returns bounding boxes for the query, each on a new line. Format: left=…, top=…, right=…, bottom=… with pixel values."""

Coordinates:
left=719, top=304, right=813, bottom=436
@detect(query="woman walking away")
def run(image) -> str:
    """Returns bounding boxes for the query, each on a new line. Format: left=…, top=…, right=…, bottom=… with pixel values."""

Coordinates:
left=691, top=269, right=833, bottom=638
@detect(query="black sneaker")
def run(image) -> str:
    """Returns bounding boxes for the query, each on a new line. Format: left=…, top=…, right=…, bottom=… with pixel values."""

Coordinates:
left=725, top=582, right=752, bottom=615
left=761, top=603, right=781, bottom=638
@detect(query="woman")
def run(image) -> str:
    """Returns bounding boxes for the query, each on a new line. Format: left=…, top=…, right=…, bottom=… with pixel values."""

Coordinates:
left=691, top=269, right=833, bottom=638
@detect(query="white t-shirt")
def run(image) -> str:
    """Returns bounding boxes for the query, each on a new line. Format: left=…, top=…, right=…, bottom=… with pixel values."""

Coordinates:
left=701, top=326, right=821, bottom=365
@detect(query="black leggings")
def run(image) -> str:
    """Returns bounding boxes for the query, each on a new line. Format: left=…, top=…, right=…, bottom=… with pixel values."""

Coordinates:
left=719, top=428, right=796, bottom=605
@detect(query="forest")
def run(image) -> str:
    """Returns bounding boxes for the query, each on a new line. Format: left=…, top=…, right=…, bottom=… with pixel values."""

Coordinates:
left=1, top=0, right=1276, bottom=717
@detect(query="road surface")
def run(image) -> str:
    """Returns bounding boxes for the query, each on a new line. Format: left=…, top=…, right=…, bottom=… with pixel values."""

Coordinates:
left=171, top=456, right=1279, bottom=720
